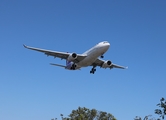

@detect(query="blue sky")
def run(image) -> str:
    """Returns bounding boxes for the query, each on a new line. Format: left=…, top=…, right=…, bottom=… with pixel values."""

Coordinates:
left=0, top=0, right=166, bottom=120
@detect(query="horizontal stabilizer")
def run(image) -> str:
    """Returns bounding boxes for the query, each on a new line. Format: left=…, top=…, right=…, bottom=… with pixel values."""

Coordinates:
left=50, top=63, right=66, bottom=68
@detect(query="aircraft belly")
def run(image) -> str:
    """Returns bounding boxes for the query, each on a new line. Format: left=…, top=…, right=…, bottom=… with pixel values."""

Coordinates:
left=77, top=46, right=108, bottom=67
left=78, top=53, right=99, bottom=67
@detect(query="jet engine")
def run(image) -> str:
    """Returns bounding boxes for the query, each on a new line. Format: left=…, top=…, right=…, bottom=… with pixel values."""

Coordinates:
left=66, top=62, right=77, bottom=70
left=67, top=53, right=77, bottom=61
left=102, top=60, right=112, bottom=68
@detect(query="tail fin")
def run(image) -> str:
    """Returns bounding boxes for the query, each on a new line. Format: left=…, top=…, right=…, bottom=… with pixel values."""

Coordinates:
left=66, top=60, right=71, bottom=66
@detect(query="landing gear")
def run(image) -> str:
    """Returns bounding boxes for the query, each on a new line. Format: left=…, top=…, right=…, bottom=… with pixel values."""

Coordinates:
left=90, top=67, right=96, bottom=74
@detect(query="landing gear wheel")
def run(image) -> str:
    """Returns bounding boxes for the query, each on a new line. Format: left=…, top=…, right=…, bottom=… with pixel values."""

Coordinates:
left=90, top=68, right=96, bottom=74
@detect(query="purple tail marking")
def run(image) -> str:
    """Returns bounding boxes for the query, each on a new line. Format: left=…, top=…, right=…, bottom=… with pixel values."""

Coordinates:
left=66, top=60, right=71, bottom=66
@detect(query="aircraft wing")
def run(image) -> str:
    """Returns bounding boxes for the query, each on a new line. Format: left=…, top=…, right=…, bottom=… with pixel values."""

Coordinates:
left=93, top=58, right=127, bottom=69
left=23, top=44, right=86, bottom=63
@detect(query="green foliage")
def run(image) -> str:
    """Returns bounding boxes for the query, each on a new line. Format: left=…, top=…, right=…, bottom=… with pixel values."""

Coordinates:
left=62, top=107, right=116, bottom=120
left=134, top=115, right=156, bottom=120
left=133, top=97, right=166, bottom=120
left=155, top=97, right=166, bottom=120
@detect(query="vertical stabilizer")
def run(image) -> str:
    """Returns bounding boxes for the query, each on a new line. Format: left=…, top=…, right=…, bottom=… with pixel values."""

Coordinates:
left=66, top=60, right=71, bottom=66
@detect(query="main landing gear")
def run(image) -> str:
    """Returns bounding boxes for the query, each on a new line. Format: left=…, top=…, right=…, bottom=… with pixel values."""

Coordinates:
left=90, top=67, right=96, bottom=74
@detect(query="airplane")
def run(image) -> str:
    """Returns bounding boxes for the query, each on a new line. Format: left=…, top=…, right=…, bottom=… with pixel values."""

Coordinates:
left=23, top=41, right=127, bottom=74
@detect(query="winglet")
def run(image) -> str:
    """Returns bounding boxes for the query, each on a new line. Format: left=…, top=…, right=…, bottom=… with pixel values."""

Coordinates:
left=23, top=44, right=28, bottom=48
left=122, top=66, right=128, bottom=69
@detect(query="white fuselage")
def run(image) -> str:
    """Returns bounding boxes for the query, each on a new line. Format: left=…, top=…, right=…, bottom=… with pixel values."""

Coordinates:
left=76, top=41, right=110, bottom=68
left=24, top=41, right=126, bottom=73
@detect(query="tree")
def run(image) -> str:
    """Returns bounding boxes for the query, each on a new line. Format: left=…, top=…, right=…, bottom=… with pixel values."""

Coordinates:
left=134, top=98, right=166, bottom=120
left=134, top=115, right=156, bottom=120
left=62, top=107, right=116, bottom=120
left=155, top=97, right=166, bottom=120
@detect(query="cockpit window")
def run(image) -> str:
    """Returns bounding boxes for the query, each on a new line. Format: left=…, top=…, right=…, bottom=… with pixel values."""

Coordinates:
left=103, top=41, right=108, bottom=44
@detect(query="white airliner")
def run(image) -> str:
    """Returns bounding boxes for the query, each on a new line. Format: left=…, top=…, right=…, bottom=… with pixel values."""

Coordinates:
left=23, top=41, right=127, bottom=74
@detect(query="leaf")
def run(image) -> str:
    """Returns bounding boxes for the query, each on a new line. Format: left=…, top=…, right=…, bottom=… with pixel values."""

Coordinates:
left=161, top=98, right=165, bottom=102
left=162, top=115, right=164, bottom=119
left=157, top=103, right=160, bottom=106
left=164, top=110, right=166, bottom=115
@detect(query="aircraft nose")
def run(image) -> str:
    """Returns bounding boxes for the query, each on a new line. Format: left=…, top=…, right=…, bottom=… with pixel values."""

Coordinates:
left=106, top=42, right=110, bottom=48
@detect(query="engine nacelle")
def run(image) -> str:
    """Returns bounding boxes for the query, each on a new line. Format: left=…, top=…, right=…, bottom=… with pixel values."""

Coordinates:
left=67, top=53, right=77, bottom=61
left=66, top=62, right=77, bottom=70
left=102, top=60, right=112, bottom=68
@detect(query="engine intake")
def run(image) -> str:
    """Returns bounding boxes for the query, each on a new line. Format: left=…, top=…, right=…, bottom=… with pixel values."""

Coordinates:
left=102, top=60, right=112, bottom=68
left=67, top=53, right=77, bottom=61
